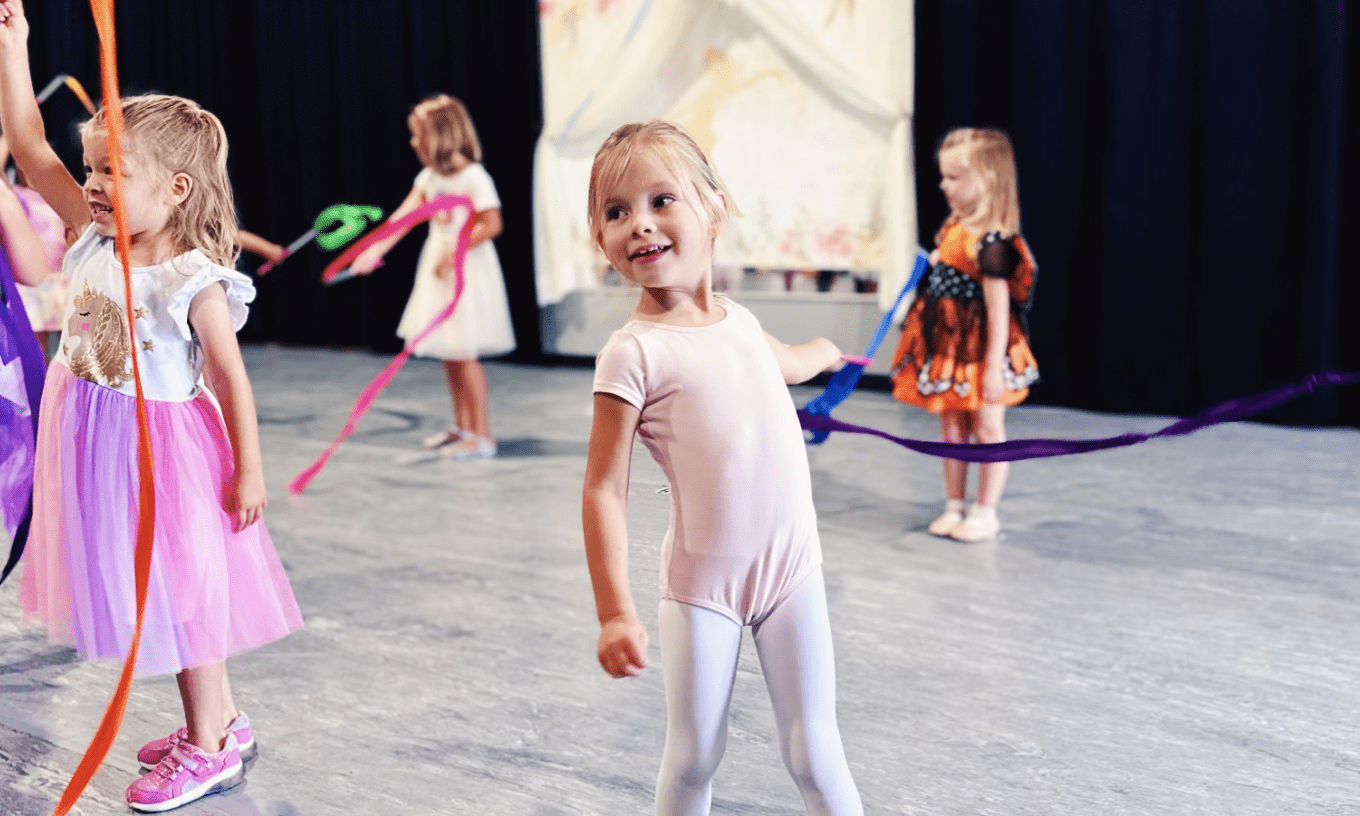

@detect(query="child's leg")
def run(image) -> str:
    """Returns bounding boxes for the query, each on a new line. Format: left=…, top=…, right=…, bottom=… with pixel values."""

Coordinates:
left=656, top=599, right=743, bottom=816
left=939, top=410, right=971, bottom=500
left=449, top=359, right=491, bottom=440
left=974, top=403, right=1008, bottom=508
left=442, top=360, right=473, bottom=432
left=752, top=572, right=863, bottom=816
left=950, top=404, right=1007, bottom=541
left=929, top=411, right=972, bottom=535
left=176, top=661, right=238, bottom=753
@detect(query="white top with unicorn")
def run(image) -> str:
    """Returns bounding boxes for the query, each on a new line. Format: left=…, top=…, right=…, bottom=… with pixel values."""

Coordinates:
left=54, top=225, right=255, bottom=401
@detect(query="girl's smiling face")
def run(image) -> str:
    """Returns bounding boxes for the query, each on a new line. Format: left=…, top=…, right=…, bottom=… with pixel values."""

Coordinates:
left=81, top=135, right=184, bottom=242
left=595, top=153, right=719, bottom=293
left=938, top=146, right=983, bottom=217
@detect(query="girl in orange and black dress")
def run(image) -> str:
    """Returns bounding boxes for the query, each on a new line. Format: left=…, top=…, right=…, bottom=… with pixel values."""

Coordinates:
left=890, top=128, right=1038, bottom=542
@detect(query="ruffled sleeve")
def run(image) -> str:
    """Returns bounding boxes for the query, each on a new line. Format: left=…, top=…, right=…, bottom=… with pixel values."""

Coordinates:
left=978, top=232, right=1039, bottom=321
left=165, top=251, right=257, bottom=341
left=978, top=232, right=1021, bottom=279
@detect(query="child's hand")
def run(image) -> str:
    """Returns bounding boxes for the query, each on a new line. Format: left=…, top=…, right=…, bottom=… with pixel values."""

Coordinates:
left=433, top=249, right=458, bottom=279
left=928, top=248, right=940, bottom=265
left=597, top=615, right=648, bottom=678
left=349, top=250, right=384, bottom=275
left=0, top=1, right=31, bottom=49
left=982, top=363, right=1004, bottom=404
left=224, top=468, right=267, bottom=533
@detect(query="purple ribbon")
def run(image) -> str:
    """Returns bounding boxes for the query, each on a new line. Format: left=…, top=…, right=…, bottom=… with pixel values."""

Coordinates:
left=0, top=246, right=47, bottom=585
left=798, top=371, right=1360, bottom=462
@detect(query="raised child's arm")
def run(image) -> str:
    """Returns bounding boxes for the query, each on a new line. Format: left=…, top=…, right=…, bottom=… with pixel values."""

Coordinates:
left=0, top=0, right=88, bottom=235
left=764, top=333, right=842, bottom=385
left=581, top=392, right=648, bottom=678
left=190, top=283, right=266, bottom=533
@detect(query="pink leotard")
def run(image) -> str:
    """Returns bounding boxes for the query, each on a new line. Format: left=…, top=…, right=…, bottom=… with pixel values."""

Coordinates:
left=593, top=296, right=822, bottom=626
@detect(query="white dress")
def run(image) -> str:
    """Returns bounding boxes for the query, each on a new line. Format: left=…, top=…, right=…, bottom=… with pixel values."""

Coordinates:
left=395, top=164, right=516, bottom=360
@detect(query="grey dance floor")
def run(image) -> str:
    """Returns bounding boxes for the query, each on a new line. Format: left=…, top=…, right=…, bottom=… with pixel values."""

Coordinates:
left=1, top=345, right=1358, bottom=816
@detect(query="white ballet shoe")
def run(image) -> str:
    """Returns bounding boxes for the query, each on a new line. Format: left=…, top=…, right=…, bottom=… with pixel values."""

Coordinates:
left=421, top=427, right=467, bottom=449
left=927, top=499, right=967, bottom=537
left=442, top=435, right=497, bottom=460
left=949, top=504, right=1000, bottom=542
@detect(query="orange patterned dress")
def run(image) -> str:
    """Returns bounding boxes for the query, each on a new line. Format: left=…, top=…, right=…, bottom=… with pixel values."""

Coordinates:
left=890, top=223, right=1039, bottom=413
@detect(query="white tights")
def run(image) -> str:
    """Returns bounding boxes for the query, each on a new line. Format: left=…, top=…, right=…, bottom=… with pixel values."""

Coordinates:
left=655, top=570, right=863, bottom=816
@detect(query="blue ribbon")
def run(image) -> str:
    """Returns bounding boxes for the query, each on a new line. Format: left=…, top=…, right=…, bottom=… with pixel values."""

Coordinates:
left=804, top=251, right=930, bottom=444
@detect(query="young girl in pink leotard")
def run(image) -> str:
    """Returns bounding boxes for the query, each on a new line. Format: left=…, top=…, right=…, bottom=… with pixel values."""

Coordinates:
left=582, top=120, right=864, bottom=816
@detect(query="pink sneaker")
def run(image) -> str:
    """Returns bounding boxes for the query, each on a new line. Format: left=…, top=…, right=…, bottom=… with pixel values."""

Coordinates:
left=137, top=712, right=255, bottom=770
left=126, top=735, right=243, bottom=812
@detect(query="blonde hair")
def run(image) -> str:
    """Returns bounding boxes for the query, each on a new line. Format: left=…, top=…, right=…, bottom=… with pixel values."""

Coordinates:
left=409, top=94, right=482, bottom=174
left=935, top=127, right=1021, bottom=245
left=587, top=120, right=734, bottom=242
left=82, top=94, right=239, bottom=266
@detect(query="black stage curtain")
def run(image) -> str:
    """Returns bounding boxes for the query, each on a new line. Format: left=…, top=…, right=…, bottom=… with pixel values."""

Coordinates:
left=916, top=0, right=1357, bottom=425
left=24, top=0, right=543, bottom=360
left=19, top=3, right=1356, bottom=425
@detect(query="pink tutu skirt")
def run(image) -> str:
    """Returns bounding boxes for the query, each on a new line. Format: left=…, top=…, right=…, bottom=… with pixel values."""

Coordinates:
left=19, top=363, right=303, bottom=677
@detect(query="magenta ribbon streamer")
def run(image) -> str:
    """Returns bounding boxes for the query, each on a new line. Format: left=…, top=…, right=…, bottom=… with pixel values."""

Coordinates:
left=289, top=195, right=475, bottom=494
left=0, top=240, right=47, bottom=584
left=798, top=371, right=1360, bottom=463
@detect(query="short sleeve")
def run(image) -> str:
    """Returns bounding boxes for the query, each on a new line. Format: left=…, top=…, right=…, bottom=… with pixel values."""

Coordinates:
left=413, top=167, right=433, bottom=198
left=465, top=165, right=502, bottom=213
left=165, top=252, right=257, bottom=341
left=593, top=330, right=646, bottom=410
left=978, top=232, right=1021, bottom=279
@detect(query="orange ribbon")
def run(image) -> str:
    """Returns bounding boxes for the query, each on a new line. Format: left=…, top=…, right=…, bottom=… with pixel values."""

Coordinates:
left=63, top=74, right=97, bottom=116
left=51, top=1, right=157, bottom=812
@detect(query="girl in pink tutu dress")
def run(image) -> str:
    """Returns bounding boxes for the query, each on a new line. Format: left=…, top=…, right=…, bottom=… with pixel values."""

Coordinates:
left=0, top=5, right=303, bottom=810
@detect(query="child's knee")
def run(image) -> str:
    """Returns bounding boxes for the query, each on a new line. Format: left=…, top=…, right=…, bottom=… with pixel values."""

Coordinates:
left=663, top=734, right=726, bottom=787
left=974, top=422, right=1006, bottom=444
left=781, top=720, right=845, bottom=793
left=939, top=412, right=970, bottom=443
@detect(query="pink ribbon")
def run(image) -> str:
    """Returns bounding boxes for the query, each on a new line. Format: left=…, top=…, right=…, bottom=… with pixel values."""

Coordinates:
left=289, top=195, right=475, bottom=493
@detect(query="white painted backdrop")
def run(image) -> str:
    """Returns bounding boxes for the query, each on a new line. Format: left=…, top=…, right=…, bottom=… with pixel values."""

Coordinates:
left=534, top=0, right=915, bottom=314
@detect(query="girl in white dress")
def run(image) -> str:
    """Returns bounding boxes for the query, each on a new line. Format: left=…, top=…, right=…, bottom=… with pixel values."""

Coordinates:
left=351, top=94, right=515, bottom=459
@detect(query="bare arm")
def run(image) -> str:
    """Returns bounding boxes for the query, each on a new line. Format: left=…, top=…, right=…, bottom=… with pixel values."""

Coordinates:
left=0, top=0, right=88, bottom=235
left=238, top=229, right=285, bottom=263
left=190, top=283, right=266, bottom=532
left=0, top=179, right=50, bottom=285
left=764, top=333, right=841, bottom=385
left=981, top=276, right=1010, bottom=402
left=467, top=208, right=501, bottom=247
left=582, top=392, right=648, bottom=678
left=349, top=185, right=425, bottom=274
left=434, top=208, right=502, bottom=278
